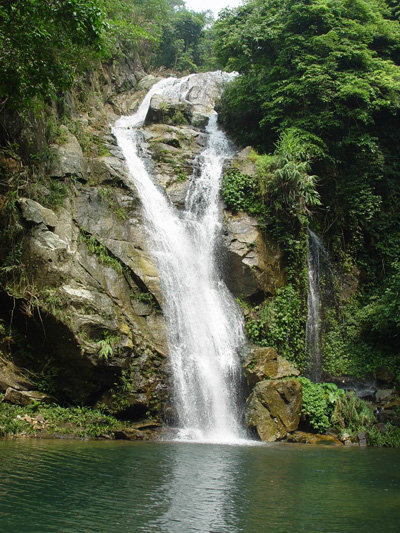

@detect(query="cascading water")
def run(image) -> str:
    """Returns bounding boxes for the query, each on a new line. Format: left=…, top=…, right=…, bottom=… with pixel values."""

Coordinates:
left=306, top=230, right=329, bottom=382
left=112, top=74, right=246, bottom=443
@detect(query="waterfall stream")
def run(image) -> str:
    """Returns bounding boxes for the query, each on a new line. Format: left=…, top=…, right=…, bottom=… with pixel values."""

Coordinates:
left=112, top=74, right=247, bottom=443
left=306, top=230, right=328, bottom=382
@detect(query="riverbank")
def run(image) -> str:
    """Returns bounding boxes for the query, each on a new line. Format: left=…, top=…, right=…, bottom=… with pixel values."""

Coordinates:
left=1, top=397, right=400, bottom=447
left=0, top=398, right=162, bottom=441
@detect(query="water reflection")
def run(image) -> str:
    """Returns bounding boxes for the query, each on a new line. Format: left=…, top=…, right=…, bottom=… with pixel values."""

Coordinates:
left=0, top=440, right=400, bottom=532
left=152, top=443, right=242, bottom=532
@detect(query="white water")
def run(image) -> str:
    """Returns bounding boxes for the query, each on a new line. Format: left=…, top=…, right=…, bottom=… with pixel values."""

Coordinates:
left=306, top=230, right=326, bottom=382
left=112, top=75, right=247, bottom=443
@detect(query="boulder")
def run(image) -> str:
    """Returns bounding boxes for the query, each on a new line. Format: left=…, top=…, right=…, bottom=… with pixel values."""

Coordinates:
left=358, top=431, right=367, bottom=447
left=375, top=366, right=396, bottom=384
left=138, top=75, right=163, bottom=92
left=244, top=346, right=299, bottom=385
left=246, top=379, right=302, bottom=442
left=376, top=389, right=396, bottom=404
left=0, top=362, right=33, bottom=392
left=146, top=95, right=191, bottom=126
left=89, top=155, right=129, bottom=184
left=19, top=198, right=58, bottom=229
left=3, top=388, right=54, bottom=407
left=232, top=146, right=257, bottom=177
left=114, top=426, right=161, bottom=441
left=276, top=356, right=300, bottom=379
left=146, top=71, right=235, bottom=127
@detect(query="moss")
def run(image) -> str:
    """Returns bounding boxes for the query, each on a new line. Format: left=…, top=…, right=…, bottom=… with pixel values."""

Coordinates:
left=79, top=230, right=125, bottom=274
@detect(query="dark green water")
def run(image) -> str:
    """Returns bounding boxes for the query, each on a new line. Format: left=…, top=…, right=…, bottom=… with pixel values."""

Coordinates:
left=0, top=440, right=399, bottom=532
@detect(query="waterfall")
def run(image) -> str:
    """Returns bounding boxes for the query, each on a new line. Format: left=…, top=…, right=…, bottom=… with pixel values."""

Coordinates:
left=112, top=74, right=247, bottom=443
left=306, top=230, right=329, bottom=382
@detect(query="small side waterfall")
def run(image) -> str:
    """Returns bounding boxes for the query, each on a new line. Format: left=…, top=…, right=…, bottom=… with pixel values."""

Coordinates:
left=112, top=74, right=247, bottom=443
left=306, top=230, right=328, bottom=382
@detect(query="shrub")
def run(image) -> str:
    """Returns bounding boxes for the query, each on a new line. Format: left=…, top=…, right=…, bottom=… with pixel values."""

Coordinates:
left=299, top=377, right=343, bottom=433
left=368, top=423, right=400, bottom=448
left=222, top=169, right=263, bottom=215
left=331, top=392, right=375, bottom=434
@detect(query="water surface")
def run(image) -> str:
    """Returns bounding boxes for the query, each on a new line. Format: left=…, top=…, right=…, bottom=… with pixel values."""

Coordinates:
left=0, top=440, right=399, bottom=532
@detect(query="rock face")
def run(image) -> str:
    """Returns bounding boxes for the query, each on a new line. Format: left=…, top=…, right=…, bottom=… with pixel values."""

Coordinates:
left=243, top=345, right=300, bottom=386
left=246, top=379, right=302, bottom=442
left=48, top=125, right=86, bottom=178
left=15, top=178, right=169, bottom=409
left=146, top=71, right=235, bottom=127
left=244, top=345, right=302, bottom=442
left=1, top=61, right=173, bottom=416
left=0, top=361, right=33, bottom=392
left=0, top=65, right=289, bottom=428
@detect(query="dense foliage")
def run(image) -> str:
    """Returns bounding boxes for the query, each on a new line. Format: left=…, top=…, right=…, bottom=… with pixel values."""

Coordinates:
left=299, top=377, right=344, bottom=433
left=0, top=0, right=105, bottom=106
left=300, top=378, right=400, bottom=446
left=216, top=0, right=400, bottom=377
left=240, top=285, right=307, bottom=369
left=0, top=0, right=212, bottom=110
left=155, top=8, right=213, bottom=71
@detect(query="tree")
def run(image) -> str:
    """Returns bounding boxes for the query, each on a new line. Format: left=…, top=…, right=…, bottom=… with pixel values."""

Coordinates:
left=155, top=8, right=212, bottom=71
left=215, top=0, right=400, bottom=265
left=0, top=0, right=106, bottom=107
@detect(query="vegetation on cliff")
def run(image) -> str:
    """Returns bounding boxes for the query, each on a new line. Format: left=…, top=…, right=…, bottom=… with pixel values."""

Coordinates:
left=0, top=0, right=213, bottom=111
left=216, top=0, right=400, bottom=380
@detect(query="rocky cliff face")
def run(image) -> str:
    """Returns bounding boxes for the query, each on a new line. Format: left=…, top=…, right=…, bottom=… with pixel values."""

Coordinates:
left=0, top=64, right=289, bottom=434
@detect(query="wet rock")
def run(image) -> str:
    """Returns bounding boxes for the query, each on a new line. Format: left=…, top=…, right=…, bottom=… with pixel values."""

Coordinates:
left=48, top=126, right=86, bottom=178
left=3, top=388, right=54, bottom=407
left=138, top=75, right=163, bottom=92
left=147, top=95, right=191, bottom=126
left=287, top=431, right=343, bottom=446
left=244, top=347, right=278, bottom=385
left=341, top=433, right=356, bottom=446
left=144, top=123, right=205, bottom=209
left=358, top=431, right=367, bottom=446
left=114, top=423, right=161, bottom=441
left=246, top=379, right=302, bottom=442
left=376, top=389, right=396, bottom=404
left=89, top=156, right=129, bottom=184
